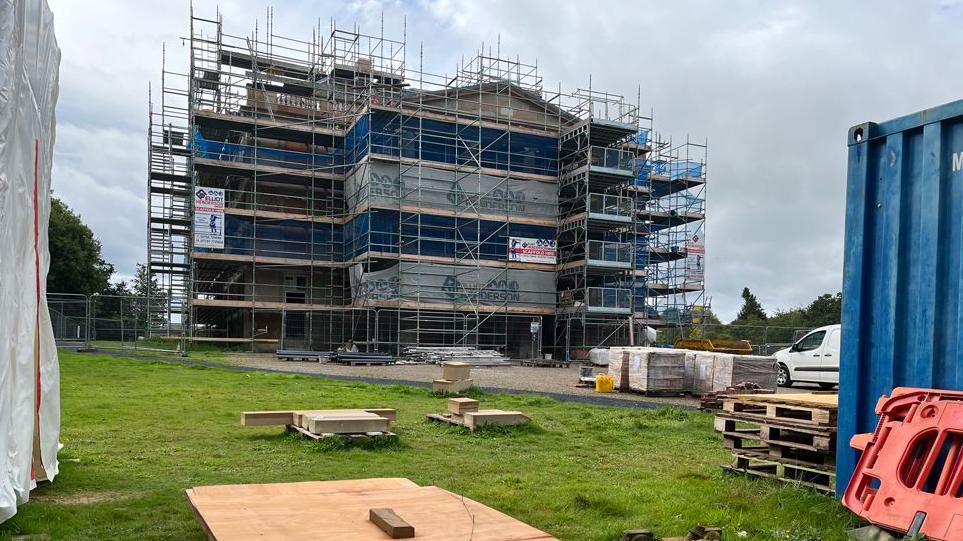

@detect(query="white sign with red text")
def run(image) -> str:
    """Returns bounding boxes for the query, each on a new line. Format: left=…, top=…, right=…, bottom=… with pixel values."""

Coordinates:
left=194, top=187, right=225, bottom=249
left=508, top=237, right=557, bottom=264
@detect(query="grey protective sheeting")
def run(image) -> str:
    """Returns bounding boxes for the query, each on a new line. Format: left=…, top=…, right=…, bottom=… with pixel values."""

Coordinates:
left=345, top=159, right=558, bottom=220
left=690, top=352, right=778, bottom=396
left=352, top=262, right=556, bottom=308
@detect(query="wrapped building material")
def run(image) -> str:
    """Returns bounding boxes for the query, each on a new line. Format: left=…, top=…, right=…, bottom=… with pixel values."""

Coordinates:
left=691, top=352, right=778, bottom=396
left=588, top=348, right=609, bottom=366
left=606, top=347, right=687, bottom=394
left=0, top=0, right=61, bottom=523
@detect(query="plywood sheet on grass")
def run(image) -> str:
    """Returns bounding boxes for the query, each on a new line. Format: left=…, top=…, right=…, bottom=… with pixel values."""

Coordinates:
left=186, top=479, right=557, bottom=541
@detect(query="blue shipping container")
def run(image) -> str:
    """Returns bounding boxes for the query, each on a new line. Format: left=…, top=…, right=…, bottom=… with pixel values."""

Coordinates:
left=839, top=99, right=963, bottom=494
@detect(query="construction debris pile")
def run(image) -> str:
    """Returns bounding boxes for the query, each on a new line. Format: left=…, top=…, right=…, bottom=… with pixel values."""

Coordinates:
left=715, top=393, right=838, bottom=494
left=401, top=346, right=511, bottom=366
left=698, top=382, right=774, bottom=411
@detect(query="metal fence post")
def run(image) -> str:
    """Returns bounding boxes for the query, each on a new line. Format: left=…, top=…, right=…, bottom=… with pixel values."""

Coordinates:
left=84, top=293, right=91, bottom=350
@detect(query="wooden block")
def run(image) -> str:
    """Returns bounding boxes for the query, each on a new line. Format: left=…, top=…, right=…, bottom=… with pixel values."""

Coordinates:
left=442, top=362, right=472, bottom=381
left=305, top=413, right=391, bottom=435
left=463, top=410, right=529, bottom=430
left=432, top=378, right=473, bottom=393
left=369, top=507, right=415, bottom=539
left=294, top=408, right=397, bottom=428
left=448, top=398, right=479, bottom=415
left=364, top=408, right=397, bottom=422
left=241, top=411, right=295, bottom=427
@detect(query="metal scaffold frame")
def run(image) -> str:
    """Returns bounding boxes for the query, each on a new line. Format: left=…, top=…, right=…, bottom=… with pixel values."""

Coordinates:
left=146, top=9, right=708, bottom=359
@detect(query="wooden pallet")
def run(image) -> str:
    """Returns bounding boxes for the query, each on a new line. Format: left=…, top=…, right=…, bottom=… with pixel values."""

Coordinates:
left=426, top=410, right=529, bottom=431
left=722, top=393, right=837, bottom=427
left=520, top=359, right=571, bottom=368
left=287, top=424, right=396, bottom=440
left=715, top=415, right=836, bottom=454
left=723, top=451, right=835, bottom=495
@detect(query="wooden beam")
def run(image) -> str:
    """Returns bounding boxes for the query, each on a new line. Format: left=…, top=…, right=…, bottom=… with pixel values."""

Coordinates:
left=369, top=508, right=415, bottom=539
left=304, top=412, right=391, bottom=435
left=241, top=411, right=295, bottom=427
left=447, top=398, right=479, bottom=415
left=463, top=410, right=529, bottom=430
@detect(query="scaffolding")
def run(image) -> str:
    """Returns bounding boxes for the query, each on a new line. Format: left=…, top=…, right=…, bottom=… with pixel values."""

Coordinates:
left=146, top=10, right=708, bottom=358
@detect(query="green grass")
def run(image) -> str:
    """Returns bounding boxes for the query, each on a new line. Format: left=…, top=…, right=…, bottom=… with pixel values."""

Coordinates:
left=0, top=351, right=859, bottom=540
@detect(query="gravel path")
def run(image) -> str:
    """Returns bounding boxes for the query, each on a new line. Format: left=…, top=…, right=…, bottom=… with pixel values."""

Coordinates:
left=224, top=353, right=700, bottom=409
left=70, top=349, right=820, bottom=409
left=72, top=348, right=701, bottom=410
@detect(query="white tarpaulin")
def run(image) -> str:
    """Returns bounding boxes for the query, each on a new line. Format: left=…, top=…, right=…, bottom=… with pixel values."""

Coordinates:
left=0, top=0, right=61, bottom=523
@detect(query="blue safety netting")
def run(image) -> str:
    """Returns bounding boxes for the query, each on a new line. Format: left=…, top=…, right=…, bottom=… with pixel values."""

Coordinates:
left=636, top=159, right=705, bottom=190
left=191, top=129, right=340, bottom=171
left=194, top=215, right=343, bottom=261
left=344, top=209, right=556, bottom=261
left=347, top=111, right=559, bottom=176
left=635, top=130, right=649, bottom=145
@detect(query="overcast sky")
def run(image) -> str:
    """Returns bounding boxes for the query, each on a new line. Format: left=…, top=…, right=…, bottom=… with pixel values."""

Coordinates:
left=45, top=0, right=963, bottom=321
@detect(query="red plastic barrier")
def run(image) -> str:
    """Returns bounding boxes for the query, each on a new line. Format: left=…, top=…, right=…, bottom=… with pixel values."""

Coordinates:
left=843, top=387, right=963, bottom=541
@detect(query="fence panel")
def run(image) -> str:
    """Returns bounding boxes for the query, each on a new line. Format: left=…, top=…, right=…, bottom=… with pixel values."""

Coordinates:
left=47, top=293, right=183, bottom=354
left=48, top=293, right=89, bottom=348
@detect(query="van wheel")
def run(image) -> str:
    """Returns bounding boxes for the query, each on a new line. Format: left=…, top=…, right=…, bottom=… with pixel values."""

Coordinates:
left=818, top=383, right=837, bottom=390
left=777, top=364, right=792, bottom=387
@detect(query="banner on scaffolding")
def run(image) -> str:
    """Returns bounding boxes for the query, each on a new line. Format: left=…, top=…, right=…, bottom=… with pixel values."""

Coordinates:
left=346, top=161, right=558, bottom=220
left=193, top=187, right=225, bottom=249
left=508, top=237, right=557, bottom=264
left=685, top=235, right=705, bottom=281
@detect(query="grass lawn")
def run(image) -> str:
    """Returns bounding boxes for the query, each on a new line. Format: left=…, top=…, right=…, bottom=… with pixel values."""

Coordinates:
left=0, top=350, right=859, bottom=540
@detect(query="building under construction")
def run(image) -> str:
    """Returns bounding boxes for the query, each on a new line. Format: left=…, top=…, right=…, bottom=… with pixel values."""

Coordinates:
left=147, top=12, right=707, bottom=359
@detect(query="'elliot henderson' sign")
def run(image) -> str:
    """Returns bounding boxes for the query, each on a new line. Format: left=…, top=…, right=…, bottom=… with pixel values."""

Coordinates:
left=193, top=187, right=225, bottom=249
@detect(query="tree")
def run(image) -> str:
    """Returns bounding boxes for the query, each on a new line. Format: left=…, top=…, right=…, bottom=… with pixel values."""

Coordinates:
left=47, top=198, right=113, bottom=294
left=130, top=263, right=167, bottom=327
left=804, top=292, right=842, bottom=327
left=735, top=287, right=767, bottom=322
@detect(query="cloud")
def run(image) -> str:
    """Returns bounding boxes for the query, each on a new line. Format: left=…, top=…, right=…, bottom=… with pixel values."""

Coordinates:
left=47, top=0, right=963, bottom=320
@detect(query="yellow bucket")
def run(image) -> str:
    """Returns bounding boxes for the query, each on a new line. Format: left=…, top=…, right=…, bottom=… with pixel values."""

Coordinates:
left=595, top=374, right=614, bottom=393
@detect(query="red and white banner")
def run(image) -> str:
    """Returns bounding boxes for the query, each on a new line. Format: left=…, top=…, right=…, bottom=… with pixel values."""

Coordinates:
left=508, top=237, right=557, bottom=265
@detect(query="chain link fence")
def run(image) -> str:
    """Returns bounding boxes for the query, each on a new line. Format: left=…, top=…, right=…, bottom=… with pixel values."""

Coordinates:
left=48, top=293, right=183, bottom=354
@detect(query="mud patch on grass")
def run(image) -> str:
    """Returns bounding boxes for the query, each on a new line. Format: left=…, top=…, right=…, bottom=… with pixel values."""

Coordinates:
left=31, top=490, right=132, bottom=505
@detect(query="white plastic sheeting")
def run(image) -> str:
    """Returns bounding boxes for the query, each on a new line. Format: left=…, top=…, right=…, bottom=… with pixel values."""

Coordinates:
left=0, top=0, right=61, bottom=523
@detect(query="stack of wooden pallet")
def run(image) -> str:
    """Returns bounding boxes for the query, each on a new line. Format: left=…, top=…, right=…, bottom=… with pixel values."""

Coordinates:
left=427, top=398, right=529, bottom=431
left=431, top=361, right=474, bottom=393
left=714, top=393, right=838, bottom=494
left=242, top=408, right=397, bottom=440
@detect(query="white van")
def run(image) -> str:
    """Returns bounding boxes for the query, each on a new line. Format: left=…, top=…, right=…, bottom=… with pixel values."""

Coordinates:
left=773, top=324, right=840, bottom=389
